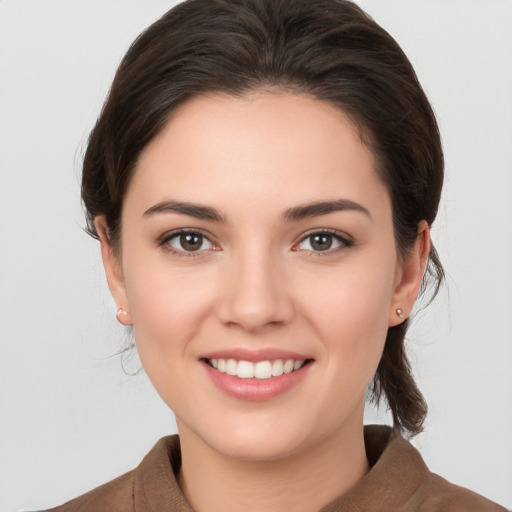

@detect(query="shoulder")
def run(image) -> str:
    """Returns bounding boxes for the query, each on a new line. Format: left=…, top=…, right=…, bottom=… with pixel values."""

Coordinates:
left=36, top=470, right=136, bottom=512
left=341, top=425, right=508, bottom=512
left=407, top=471, right=508, bottom=512
left=34, top=435, right=186, bottom=512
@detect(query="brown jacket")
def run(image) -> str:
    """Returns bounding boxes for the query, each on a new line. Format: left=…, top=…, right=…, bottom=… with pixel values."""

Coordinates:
left=40, top=425, right=507, bottom=511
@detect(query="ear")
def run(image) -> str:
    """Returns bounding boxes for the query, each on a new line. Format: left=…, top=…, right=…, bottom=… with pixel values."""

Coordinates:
left=388, top=220, right=430, bottom=326
left=95, top=216, right=132, bottom=326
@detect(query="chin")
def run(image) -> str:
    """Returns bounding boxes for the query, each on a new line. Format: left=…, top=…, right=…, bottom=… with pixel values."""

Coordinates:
left=179, top=412, right=315, bottom=462
left=210, top=431, right=309, bottom=462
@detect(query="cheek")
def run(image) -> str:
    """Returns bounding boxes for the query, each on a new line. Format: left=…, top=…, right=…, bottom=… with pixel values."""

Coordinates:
left=124, top=263, right=216, bottom=359
left=300, top=255, right=396, bottom=375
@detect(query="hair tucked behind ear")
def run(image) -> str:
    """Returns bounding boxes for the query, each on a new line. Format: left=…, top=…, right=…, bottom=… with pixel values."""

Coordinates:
left=82, top=0, right=444, bottom=436
left=370, top=242, right=444, bottom=435
left=371, top=321, right=427, bottom=434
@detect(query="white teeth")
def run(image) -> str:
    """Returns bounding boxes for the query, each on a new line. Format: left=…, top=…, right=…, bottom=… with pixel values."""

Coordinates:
left=208, top=358, right=306, bottom=379
left=226, top=359, right=237, bottom=376
left=254, top=361, right=272, bottom=379
left=283, top=359, right=294, bottom=374
left=271, top=359, right=283, bottom=376
left=236, top=360, right=255, bottom=379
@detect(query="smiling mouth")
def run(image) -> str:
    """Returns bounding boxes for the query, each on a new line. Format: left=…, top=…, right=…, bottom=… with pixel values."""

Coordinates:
left=204, top=358, right=312, bottom=379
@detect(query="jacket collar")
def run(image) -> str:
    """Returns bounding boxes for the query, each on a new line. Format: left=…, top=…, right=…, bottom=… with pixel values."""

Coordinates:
left=133, top=425, right=428, bottom=512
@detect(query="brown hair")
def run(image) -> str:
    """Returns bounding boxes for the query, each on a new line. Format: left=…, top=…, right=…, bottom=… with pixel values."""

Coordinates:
left=82, top=0, right=444, bottom=436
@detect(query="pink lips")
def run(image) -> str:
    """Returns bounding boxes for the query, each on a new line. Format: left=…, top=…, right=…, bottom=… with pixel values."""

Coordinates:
left=201, top=348, right=310, bottom=362
left=200, top=348, right=313, bottom=402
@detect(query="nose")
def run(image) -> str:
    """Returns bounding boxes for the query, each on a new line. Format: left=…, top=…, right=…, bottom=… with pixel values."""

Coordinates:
left=216, top=246, right=295, bottom=333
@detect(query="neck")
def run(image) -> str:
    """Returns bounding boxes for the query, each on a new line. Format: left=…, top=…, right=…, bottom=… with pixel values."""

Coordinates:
left=176, top=417, right=370, bottom=512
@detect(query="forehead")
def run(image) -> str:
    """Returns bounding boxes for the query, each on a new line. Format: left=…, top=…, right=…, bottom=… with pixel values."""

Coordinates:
left=128, top=92, right=390, bottom=220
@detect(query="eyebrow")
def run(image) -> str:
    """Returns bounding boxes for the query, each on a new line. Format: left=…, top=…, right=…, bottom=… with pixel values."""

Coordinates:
left=143, top=198, right=371, bottom=223
left=143, top=200, right=226, bottom=222
left=282, top=199, right=371, bottom=222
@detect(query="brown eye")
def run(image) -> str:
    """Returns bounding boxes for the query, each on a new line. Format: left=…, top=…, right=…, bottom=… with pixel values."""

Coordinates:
left=295, top=230, right=350, bottom=253
left=310, top=234, right=333, bottom=251
left=180, top=233, right=203, bottom=251
left=165, top=230, right=214, bottom=253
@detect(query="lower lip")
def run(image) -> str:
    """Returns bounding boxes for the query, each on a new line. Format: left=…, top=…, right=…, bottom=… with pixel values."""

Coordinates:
left=202, top=361, right=313, bottom=401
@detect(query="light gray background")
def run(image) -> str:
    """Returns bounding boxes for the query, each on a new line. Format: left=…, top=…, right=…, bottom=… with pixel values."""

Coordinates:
left=1, top=1, right=511, bottom=510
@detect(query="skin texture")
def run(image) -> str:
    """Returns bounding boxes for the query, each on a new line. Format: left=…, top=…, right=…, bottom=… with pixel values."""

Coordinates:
left=97, top=92, right=429, bottom=512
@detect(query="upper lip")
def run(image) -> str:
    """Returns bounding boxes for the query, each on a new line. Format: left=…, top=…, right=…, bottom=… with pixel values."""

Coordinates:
left=200, top=348, right=312, bottom=362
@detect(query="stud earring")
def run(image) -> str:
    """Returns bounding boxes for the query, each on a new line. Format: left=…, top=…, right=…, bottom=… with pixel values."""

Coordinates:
left=396, top=308, right=404, bottom=319
left=116, top=308, right=132, bottom=326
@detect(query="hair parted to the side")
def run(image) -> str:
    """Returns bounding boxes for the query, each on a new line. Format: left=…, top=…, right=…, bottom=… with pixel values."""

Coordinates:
left=82, top=0, right=444, bottom=436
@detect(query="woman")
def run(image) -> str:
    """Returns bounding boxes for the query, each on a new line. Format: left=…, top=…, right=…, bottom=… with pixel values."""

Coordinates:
left=39, top=0, right=507, bottom=510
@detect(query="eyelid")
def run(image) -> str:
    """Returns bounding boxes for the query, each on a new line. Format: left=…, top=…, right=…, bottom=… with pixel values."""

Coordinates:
left=293, top=228, right=353, bottom=253
left=158, top=228, right=220, bottom=255
left=157, top=227, right=352, bottom=257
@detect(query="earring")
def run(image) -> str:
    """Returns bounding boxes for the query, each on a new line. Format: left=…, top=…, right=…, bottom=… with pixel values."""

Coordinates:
left=116, top=308, right=131, bottom=326
left=396, top=308, right=404, bottom=319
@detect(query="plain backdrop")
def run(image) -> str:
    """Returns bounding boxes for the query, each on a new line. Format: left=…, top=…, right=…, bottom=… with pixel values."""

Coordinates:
left=1, top=1, right=511, bottom=510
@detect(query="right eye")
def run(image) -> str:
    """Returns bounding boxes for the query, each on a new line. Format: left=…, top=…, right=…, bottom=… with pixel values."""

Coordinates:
left=160, top=229, right=217, bottom=255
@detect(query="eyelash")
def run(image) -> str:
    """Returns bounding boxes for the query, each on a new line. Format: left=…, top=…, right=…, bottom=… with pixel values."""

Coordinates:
left=294, top=229, right=353, bottom=256
left=158, top=228, right=353, bottom=258
left=158, top=228, right=218, bottom=258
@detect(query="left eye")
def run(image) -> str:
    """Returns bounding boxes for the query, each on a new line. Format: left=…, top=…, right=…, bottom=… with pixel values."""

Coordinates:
left=296, top=232, right=347, bottom=252
left=166, top=231, right=214, bottom=252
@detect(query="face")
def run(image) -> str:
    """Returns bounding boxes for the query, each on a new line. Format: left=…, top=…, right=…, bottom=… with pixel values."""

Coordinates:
left=99, top=92, right=425, bottom=461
